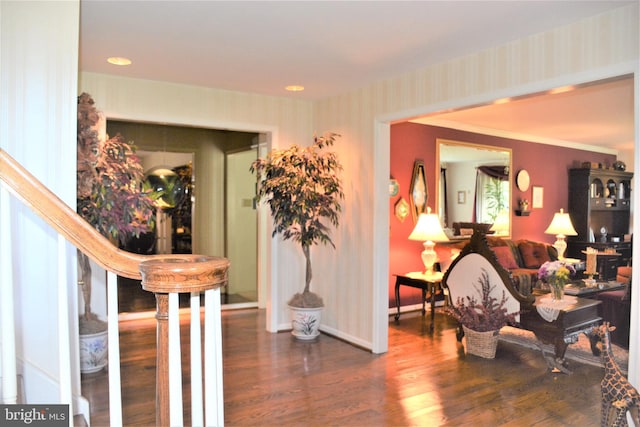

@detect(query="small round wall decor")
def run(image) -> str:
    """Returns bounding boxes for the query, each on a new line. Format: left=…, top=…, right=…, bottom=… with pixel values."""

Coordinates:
left=516, top=169, right=530, bottom=192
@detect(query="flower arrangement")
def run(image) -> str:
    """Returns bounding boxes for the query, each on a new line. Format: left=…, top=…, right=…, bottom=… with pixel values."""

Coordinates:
left=537, top=260, right=576, bottom=300
left=445, top=269, right=519, bottom=332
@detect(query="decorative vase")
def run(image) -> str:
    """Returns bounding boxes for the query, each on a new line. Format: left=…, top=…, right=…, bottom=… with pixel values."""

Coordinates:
left=462, top=326, right=499, bottom=359
left=288, top=305, right=323, bottom=340
left=550, top=279, right=566, bottom=301
left=79, top=329, right=108, bottom=374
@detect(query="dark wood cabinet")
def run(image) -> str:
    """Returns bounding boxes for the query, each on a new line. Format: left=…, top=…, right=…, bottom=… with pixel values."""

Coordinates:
left=566, top=168, right=633, bottom=279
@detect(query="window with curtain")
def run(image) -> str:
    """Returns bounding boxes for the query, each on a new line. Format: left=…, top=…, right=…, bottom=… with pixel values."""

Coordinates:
left=475, top=166, right=509, bottom=223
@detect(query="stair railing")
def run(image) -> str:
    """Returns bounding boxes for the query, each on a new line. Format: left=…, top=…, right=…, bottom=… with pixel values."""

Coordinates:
left=0, top=148, right=229, bottom=426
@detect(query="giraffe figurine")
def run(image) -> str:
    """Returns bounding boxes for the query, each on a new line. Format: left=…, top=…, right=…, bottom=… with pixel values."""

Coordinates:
left=595, top=322, right=640, bottom=427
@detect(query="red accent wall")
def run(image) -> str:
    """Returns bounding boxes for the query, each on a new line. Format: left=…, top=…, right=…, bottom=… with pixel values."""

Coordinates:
left=389, top=122, right=617, bottom=307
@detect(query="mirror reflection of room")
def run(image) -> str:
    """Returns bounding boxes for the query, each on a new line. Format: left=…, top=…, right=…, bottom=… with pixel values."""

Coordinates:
left=106, top=120, right=260, bottom=312
left=437, top=139, right=512, bottom=238
left=139, top=152, right=193, bottom=255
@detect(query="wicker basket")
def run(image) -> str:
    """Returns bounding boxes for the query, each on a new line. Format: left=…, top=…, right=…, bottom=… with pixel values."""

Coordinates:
left=462, top=326, right=499, bottom=359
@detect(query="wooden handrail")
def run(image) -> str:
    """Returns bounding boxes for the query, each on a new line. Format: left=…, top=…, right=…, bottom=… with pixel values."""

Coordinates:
left=1, top=147, right=230, bottom=424
left=0, top=148, right=229, bottom=280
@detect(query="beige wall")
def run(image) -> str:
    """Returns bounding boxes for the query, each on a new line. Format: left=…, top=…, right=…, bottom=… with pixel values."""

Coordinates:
left=80, top=72, right=314, bottom=332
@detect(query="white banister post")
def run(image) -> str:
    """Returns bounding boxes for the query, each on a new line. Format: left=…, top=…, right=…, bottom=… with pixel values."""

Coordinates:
left=139, top=255, right=229, bottom=426
left=0, top=186, right=18, bottom=404
left=168, top=293, right=183, bottom=426
left=204, top=288, right=224, bottom=426
left=106, top=271, right=123, bottom=425
left=190, top=292, right=204, bottom=426
left=56, top=236, right=73, bottom=425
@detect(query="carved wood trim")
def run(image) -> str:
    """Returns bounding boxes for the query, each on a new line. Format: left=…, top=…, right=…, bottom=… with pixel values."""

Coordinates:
left=443, top=230, right=535, bottom=306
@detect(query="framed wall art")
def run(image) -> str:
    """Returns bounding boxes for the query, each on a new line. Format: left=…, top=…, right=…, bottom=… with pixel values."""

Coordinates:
left=457, top=191, right=466, bottom=204
left=532, top=186, right=544, bottom=209
left=409, top=160, right=427, bottom=222
left=394, top=197, right=409, bottom=222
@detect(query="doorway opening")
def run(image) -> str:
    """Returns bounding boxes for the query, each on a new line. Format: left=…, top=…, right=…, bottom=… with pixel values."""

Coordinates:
left=224, top=148, right=259, bottom=307
left=105, top=120, right=260, bottom=314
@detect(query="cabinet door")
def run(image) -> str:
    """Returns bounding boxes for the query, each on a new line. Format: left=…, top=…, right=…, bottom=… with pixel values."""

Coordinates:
left=597, top=256, right=619, bottom=281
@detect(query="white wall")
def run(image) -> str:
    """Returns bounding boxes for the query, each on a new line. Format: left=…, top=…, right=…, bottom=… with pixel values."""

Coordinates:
left=445, top=162, right=476, bottom=225
left=0, top=0, right=80, bottom=405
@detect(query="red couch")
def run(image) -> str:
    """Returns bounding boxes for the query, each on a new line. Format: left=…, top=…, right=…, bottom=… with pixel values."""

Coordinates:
left=484, top=236, right=559, bottom=295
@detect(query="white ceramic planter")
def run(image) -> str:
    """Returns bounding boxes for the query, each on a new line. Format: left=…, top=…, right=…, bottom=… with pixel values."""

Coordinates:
left=79, top=330, right=108, bottom=373
left=289, top=306, right=323, bottom=340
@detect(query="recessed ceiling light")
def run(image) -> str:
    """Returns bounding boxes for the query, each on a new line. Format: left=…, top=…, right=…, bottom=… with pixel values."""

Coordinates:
left=493, top=97, right=511, bottom=105
left=107, top=57, right=132, bottom=66
left=549, top=85, right=575, bottom=95
left=285, top=85, right=304, bottom=92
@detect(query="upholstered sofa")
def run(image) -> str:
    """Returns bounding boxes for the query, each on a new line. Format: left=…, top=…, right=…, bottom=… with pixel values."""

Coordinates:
left=483, top=236, right=559, bottom=295
left=436, top=235, right=558, bottom=295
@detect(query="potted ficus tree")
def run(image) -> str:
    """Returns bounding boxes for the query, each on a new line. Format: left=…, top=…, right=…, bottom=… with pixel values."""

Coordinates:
left=251, top=133, right=344, bottom=340
left=76, top=93, right=155, bottom=372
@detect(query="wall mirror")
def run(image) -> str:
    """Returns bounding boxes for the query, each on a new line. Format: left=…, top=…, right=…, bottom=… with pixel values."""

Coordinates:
left=436, top=139, right=512, bottom=238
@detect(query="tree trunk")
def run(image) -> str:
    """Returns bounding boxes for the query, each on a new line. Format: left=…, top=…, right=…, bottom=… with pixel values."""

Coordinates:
left=303, top=244, right=312, bottom=294
left=77, top=249, right=93, bottom=319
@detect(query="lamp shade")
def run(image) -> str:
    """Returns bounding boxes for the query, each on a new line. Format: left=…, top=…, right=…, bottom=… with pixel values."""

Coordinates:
left=490, top=210, right=510, bottom=235
left=408, top=208, right=449, bottom=242
left=544, top=209, right=577, bottom=236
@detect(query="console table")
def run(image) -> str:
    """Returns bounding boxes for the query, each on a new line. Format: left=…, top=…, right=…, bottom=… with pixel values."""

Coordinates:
left=393, top=271, right=444, bottom=331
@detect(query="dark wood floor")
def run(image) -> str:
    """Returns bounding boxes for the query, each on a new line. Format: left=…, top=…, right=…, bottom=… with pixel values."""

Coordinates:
left=81, top=308, right=605, bottom=426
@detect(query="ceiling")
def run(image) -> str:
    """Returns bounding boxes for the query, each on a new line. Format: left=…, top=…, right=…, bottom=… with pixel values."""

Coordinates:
left=79, top=1, right=636, bottom=151
left=411, top=75, right=634, bottom=152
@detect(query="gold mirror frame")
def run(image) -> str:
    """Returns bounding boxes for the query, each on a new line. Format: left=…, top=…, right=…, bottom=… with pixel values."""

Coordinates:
left=436, top=139, right=512, bottom=237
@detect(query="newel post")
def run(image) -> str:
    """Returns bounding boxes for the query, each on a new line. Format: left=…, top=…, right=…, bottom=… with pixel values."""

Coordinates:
left=139, top=255, right=229, bottom=426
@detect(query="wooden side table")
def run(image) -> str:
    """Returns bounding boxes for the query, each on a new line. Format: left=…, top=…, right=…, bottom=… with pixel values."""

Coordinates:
left=393, top=271, right=444, bottom=331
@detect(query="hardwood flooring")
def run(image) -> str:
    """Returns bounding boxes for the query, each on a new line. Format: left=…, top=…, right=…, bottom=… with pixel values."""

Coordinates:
left=82, top=309, right=605, bottom=426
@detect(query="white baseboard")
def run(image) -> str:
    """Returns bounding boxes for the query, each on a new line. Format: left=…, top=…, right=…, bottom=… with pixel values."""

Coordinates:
left=387, top=300, right=445, bottom=317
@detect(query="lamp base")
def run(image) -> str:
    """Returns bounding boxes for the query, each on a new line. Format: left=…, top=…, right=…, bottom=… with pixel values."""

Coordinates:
left=421, top=240, right=437, bottom=274
left=553, top=235, right=567, bottom=260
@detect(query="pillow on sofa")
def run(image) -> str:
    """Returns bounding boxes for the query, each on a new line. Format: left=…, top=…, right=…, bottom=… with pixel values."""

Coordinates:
left=518, top=241, right=551, bottom=269
left=493, top=246, right=519, bottom=270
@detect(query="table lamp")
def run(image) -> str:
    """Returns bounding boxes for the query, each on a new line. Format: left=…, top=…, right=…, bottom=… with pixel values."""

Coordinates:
left=409, top=207, right=449, bottom=274
left=490, top=210, right=510, bottom=236
left=544, top=208, right=577, bottom=260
